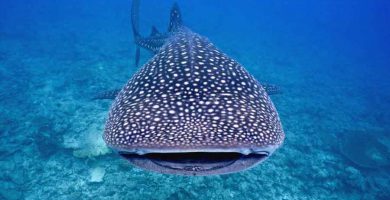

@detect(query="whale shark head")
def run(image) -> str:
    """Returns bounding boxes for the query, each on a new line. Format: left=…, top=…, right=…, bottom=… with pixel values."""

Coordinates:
left=103, top=1, right=284, bottom=176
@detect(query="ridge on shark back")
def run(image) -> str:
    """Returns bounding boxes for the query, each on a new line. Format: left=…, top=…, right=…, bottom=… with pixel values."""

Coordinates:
left=92, top=83, right=281, bottom=100
left=101, top=0, right=285, bottom=176
left=92, top=1, right=281, bottom=101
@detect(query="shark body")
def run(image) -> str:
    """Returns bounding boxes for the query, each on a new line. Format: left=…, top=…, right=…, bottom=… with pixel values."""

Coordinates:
left=103, top=0, right=285, bottom=175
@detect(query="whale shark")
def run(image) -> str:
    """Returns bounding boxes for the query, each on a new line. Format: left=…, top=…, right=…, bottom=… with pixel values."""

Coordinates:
left=103, top=0, right=285, bottom=176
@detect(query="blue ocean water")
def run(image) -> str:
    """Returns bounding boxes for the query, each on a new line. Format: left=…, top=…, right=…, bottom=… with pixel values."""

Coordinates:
left=1, top=0, right=389, bottom=199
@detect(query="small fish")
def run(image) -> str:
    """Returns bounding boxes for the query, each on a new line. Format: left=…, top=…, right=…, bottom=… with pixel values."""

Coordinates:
left=103, top=0, right=285, bottom=176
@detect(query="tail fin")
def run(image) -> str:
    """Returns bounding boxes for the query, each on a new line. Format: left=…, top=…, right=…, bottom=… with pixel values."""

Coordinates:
left=131, top=0, right=182, bottom=66
left=168, top=3, right=182, bottom=32
left=131, top=0, right=141, bottom=67
left=131, top=0, right=140, bottom=37
left=135, top=46, right=140, bottom=67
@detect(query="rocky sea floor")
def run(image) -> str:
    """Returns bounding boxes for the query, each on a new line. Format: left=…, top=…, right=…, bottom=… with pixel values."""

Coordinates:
left=1, top=1, right=390, bottom=199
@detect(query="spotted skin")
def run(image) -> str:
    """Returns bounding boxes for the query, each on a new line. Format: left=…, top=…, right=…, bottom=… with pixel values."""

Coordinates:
left=104, top=28, right=284, bottom=152
left=134, top=34, right=168, bottom=53
left=93, top=84, right=281, bottom=101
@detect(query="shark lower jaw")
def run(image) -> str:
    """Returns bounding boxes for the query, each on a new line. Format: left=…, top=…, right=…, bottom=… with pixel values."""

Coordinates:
left=118, top=149, right=270, bottom=176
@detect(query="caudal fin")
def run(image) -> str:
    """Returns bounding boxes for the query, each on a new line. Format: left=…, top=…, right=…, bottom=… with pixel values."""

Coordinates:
left=131, top=0, right=141, bottom=37
left=135, top=47, right=140, bottom=67
left=131, top=0, right=183, bottom=67
left=168, top=3, right=182, bottom=32
left=131, top=0, right=141, bottom=67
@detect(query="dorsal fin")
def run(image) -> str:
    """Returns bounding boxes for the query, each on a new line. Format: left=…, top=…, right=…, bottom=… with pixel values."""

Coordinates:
left=132, top=0, right=141, bottom=67
left=150, top=26, right=160, bottom=36
left=168, top=2, right=182, bottom=32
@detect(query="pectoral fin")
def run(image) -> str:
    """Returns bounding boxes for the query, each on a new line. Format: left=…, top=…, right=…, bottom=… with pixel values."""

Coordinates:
left=92, top=89, right=121, bottom=100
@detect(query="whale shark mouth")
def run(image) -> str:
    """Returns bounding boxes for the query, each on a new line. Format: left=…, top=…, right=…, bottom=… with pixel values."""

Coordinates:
left=119, top=151, right=269, bottom=176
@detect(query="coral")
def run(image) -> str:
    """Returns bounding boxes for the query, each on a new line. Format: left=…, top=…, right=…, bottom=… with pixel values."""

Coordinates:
left=63, top=124, right=111, bottom=159
left=89, top=167, right=106, bottom=183
left=72, top=135, right=111, bottom=159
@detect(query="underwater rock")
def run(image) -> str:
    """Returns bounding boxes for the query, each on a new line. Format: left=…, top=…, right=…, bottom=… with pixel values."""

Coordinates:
left=339, top=131, right=390, bottom=169
left=63, top=125, right=111, bottom=158
left=72, top=146, right=110, bottom=158
left=72, top=135, right=110, bottom=158
left=89, top=167, right=106, bottom=183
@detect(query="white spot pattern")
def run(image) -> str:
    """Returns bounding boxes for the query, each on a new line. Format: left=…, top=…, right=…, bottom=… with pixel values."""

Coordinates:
left=104, top=29, right=284, bottom=150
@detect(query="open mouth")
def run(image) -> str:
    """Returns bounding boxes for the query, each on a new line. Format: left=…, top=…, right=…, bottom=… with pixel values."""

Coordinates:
left=119, top=151, right=269, bottom=176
